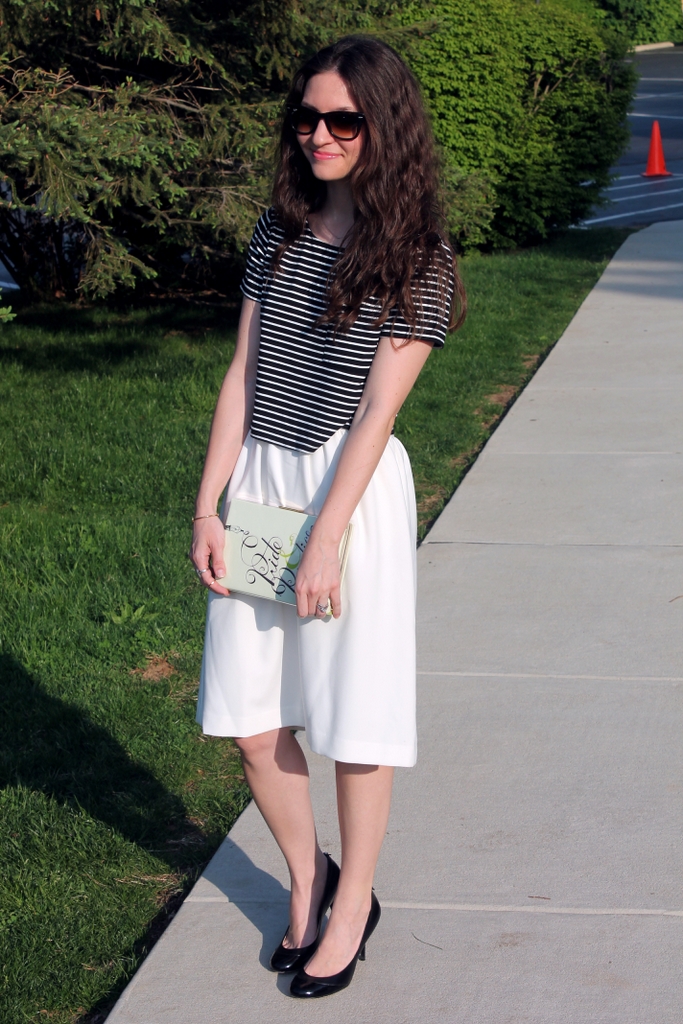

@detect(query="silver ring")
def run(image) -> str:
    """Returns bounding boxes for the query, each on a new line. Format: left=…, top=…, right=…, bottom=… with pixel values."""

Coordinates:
left=196, top=567, right=210, bottom=577
left=316, top=602, right=328, bottom=614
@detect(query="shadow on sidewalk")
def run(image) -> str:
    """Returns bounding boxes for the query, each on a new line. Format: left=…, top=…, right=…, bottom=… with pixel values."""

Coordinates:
left=201, top=836, right=293, bottom=973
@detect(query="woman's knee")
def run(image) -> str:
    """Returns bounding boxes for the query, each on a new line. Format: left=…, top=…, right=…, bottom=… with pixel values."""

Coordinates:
left=233, top=728, right=280, bottom=764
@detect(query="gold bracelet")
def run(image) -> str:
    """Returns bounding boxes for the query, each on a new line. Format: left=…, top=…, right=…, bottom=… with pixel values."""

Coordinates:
left=192, top=513, right=219, bottom=523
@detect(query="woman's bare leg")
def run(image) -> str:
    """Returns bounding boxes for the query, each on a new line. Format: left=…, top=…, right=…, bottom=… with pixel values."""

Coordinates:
left=303, top=762, right=394, bottom=976
left=235, top=727, right=328, bottom=948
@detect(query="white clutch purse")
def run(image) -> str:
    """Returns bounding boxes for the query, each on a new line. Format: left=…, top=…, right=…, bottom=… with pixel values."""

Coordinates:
left=214, top=498, right=353, bottom=606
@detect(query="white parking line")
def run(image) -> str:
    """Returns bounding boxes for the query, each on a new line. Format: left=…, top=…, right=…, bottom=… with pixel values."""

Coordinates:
left=607, top=175, right=683, bottom=191
left=610, top=186, right=683, bottom=203
left=628, top=112, right=683, bottom=120
left=639, top=78, right=683, bottom=82
left=637, top=93, right=683, bottom=99
left=584, top=201, right=683, bottom=224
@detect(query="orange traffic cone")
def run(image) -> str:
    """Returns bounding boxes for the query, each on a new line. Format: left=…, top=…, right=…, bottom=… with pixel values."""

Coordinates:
left=642, top=120, right=672, bottom=177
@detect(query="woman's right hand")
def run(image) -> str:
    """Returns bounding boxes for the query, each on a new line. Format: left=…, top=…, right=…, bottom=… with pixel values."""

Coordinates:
left=189, top=516, right=230, bottom=596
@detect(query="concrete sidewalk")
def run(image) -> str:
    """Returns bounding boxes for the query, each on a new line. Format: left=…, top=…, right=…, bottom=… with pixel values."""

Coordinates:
left=109, top=221, right=683, bottom=1024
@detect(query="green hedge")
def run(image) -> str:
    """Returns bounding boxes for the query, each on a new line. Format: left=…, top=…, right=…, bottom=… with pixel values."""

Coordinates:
left=0, top=0, right=403, bottom=301
left=402, top=0, right=636, bottom=246
left=593, top=0, right=683, bottom=44
left=0, top=0, right=640, bottom=292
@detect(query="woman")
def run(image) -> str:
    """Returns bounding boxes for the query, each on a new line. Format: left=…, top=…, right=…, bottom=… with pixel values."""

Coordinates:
left=190, top=35, right=465, bottom=999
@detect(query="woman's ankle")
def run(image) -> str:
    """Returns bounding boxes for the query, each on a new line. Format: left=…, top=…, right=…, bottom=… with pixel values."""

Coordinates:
left=289, top=847, right=326, bottom=895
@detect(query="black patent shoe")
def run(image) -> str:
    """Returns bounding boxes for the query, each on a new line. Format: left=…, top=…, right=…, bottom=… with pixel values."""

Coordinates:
left=269, top=853, right=340, bottom=973
left=289, top=891, right=381, bottom=998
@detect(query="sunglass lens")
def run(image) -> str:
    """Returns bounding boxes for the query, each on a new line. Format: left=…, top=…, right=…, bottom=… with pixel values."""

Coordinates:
left=328, top=113, right=361, bottom=140
left=291, top=109, right=318, bottom=135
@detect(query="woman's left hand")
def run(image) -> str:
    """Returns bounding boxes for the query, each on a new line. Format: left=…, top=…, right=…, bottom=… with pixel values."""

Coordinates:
left=294, top=529, right=342, bottom=619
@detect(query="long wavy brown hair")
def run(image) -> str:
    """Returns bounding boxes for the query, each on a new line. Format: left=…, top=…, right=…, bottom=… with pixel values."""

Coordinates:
left=272, top=36, right=466, bottom=336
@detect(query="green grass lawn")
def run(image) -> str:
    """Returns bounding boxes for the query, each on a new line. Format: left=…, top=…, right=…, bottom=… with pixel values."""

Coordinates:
left=0, top=225, right=631, bottom=1023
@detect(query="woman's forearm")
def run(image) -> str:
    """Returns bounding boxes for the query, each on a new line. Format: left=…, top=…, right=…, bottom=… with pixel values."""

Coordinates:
left=313, top=405, right=394, bottom=543
left=312, top=336, right=433, bottom=546
left=194, top=371, right=254, bottom=515
left=194, top=298, right=260, bottom=516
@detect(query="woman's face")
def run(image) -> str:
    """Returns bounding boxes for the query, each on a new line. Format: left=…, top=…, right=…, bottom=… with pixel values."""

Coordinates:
left=297, top=71, right=364, bottom=182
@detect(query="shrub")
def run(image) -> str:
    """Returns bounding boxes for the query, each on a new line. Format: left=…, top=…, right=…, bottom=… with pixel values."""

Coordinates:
left=402, top=0, right=637, bottom=246
left=0, top=0, right=275, bottom=300
left=0, top=0, right=638, bottom=293
left=593, top=0, right=683, bottom=44
left=0, top=0, right=412, bottom=300
left=0, top=299, right=15, bottom=323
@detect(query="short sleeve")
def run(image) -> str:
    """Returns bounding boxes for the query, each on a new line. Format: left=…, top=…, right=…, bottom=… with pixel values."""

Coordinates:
left=240, top=209, right=274, bottom=302
left=379, top=251, right=454, bottom=349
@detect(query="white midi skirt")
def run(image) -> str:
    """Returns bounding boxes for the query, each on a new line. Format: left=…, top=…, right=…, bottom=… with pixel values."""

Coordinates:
left=196, top=428, right=418, bottom=767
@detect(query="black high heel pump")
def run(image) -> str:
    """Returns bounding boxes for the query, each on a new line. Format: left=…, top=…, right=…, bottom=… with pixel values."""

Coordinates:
left=289, top=891, right=381, bottom=998
left=269, top=853, right=340, bottom=973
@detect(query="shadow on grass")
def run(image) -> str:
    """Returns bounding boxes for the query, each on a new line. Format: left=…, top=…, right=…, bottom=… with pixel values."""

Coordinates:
left=538, top=226, right=635, bottom=262
left=0, top=652, right=254, bottom=1023
left=0, top=301, right=240, bottom=375
left=0, top=338, right=157, bottom=374
left=0, top=652, right=205, bottom=868
left=10, top=299, right=239, bottom=335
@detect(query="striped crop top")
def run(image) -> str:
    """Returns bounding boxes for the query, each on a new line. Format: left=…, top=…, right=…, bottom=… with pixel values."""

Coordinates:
left=241, top=207, right=453, bottom=453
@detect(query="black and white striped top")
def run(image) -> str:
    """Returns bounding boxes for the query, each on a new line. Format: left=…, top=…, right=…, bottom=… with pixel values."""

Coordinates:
left=241, top=207, right=452, bottom=453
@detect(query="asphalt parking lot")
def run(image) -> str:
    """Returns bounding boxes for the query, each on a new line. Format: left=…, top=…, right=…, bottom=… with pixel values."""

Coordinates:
left=585, top=46, right=683, bottom=227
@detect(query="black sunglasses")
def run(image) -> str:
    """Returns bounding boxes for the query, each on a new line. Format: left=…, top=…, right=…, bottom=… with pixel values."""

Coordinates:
left=288, top=106, right=366, bottom=141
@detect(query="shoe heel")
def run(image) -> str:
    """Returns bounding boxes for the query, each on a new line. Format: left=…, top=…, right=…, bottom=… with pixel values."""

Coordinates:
left=358, top=944, right=366, bottom=962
